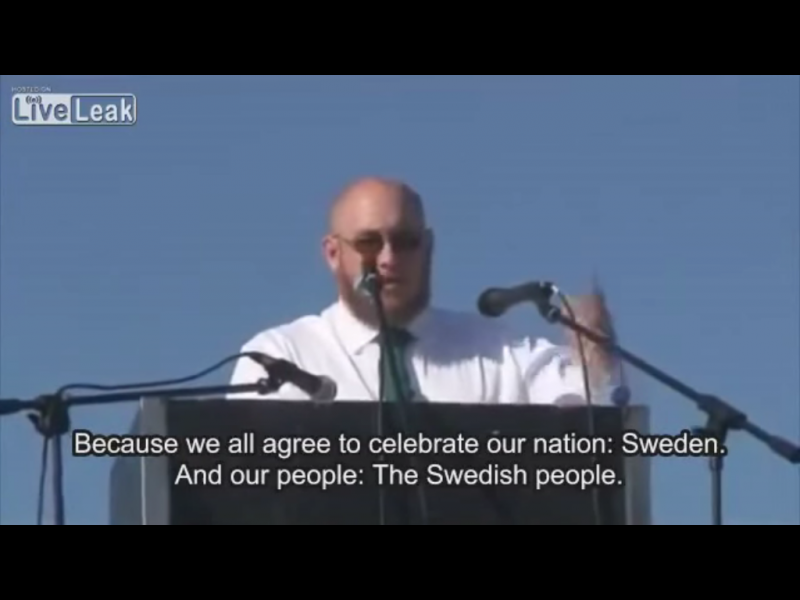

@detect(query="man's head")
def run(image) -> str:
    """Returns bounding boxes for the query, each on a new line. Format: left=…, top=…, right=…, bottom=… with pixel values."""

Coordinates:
left=322, top=177, right=433, bottom=327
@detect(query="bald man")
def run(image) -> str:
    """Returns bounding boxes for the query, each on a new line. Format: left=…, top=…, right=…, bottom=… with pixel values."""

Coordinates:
left=229, top=178, right=625, bottom=404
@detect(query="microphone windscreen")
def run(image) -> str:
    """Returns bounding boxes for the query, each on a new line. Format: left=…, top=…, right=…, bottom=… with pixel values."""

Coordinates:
left=477, top=289, right=506, bottom=317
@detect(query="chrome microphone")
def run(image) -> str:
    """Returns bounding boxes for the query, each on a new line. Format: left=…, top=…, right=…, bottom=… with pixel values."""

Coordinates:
left=355, top=259, right=382, bottom=299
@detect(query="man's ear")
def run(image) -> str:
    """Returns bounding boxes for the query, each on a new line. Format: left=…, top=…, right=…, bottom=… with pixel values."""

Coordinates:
left=425, top=228, right=435, bottom=255
left=321, top=235, right=339, bottom=269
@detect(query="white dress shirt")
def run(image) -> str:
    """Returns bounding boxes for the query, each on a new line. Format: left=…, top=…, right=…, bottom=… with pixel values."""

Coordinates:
left=228, top=301, right=618, bottom=405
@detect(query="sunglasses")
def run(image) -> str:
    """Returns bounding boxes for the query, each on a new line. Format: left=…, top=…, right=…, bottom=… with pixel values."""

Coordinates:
left=337, top=230, right=424, bottom=256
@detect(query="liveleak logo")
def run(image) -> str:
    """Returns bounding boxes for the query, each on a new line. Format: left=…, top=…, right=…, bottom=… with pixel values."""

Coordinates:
left=11, top=93, right=137, bottom=126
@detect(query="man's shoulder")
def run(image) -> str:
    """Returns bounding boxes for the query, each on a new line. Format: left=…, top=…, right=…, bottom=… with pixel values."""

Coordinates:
left=238, top=307, right=333, bottom=353
left=238, top=303, right=553, bottom=356
left=426, top=306, right=566, bottom=371
left=426, top=305, right=531, bottom=348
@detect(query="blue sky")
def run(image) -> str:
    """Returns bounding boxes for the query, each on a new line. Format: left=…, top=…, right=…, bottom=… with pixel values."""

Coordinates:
left=0, top=75, right=797, bottom=525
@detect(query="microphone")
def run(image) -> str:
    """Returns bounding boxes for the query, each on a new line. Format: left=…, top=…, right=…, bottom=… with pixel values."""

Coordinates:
left=246, top=353, right=337, bottom=401
left=355, top=260, right=380, bottom=298
left=355, top=272, right=379, bottom=297
left=477, top=281, right=556, bottom=317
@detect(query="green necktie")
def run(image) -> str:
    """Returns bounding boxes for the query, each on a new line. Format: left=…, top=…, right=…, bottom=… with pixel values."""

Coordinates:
left=380, top=328, right=415, bottom=402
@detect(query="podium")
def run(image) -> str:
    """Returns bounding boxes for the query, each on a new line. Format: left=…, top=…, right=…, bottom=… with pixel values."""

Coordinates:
left=109, top=399, right=651, bottom=525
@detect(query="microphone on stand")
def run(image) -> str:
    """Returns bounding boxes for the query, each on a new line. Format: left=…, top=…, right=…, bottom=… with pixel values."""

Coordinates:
left=354, top=259, right=429, bottom=525
left=355, top=261, right=381, bottom=298
left=245, top=353, right=337, bottom=402
left=477, top=278, right=605, bottom=524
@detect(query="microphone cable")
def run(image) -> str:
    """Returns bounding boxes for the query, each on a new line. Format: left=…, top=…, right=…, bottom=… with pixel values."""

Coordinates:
left=30, top=352, right=253, bottom=525
left=36, top=435, right=48, bottom=525
left=553, top=288, right=604, bottom=526
left=0, top=419, right=3, bottom=525
left=0, top=390, right=53, bottom=525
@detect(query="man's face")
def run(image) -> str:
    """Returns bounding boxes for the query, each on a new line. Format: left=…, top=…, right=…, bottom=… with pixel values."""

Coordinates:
left=323, top=187, right=432, bottom=325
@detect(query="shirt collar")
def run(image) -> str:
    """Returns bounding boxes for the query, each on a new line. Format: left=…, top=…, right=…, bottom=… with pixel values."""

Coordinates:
left=329, top=299, right=435, bottom=354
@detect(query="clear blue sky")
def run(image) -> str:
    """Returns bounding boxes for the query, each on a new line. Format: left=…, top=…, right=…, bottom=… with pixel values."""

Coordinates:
left=1, top=75, right=797, bottom=525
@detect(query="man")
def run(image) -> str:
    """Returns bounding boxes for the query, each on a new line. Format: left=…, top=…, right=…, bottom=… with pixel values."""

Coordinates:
left=229, top=177, right=624, bottom=404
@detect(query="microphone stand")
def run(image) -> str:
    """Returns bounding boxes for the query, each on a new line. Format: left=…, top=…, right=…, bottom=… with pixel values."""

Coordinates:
left=360, top=266, right=423, bottom=525
left=531, top=294, right=800, bottom=526
left=0, top=379, right=274, bottom=525
left=362, top=270, right=515, bottom=524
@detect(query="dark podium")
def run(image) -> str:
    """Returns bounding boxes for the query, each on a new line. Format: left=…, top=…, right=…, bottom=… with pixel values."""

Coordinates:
left=109, top=399, right=650, bottom=525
